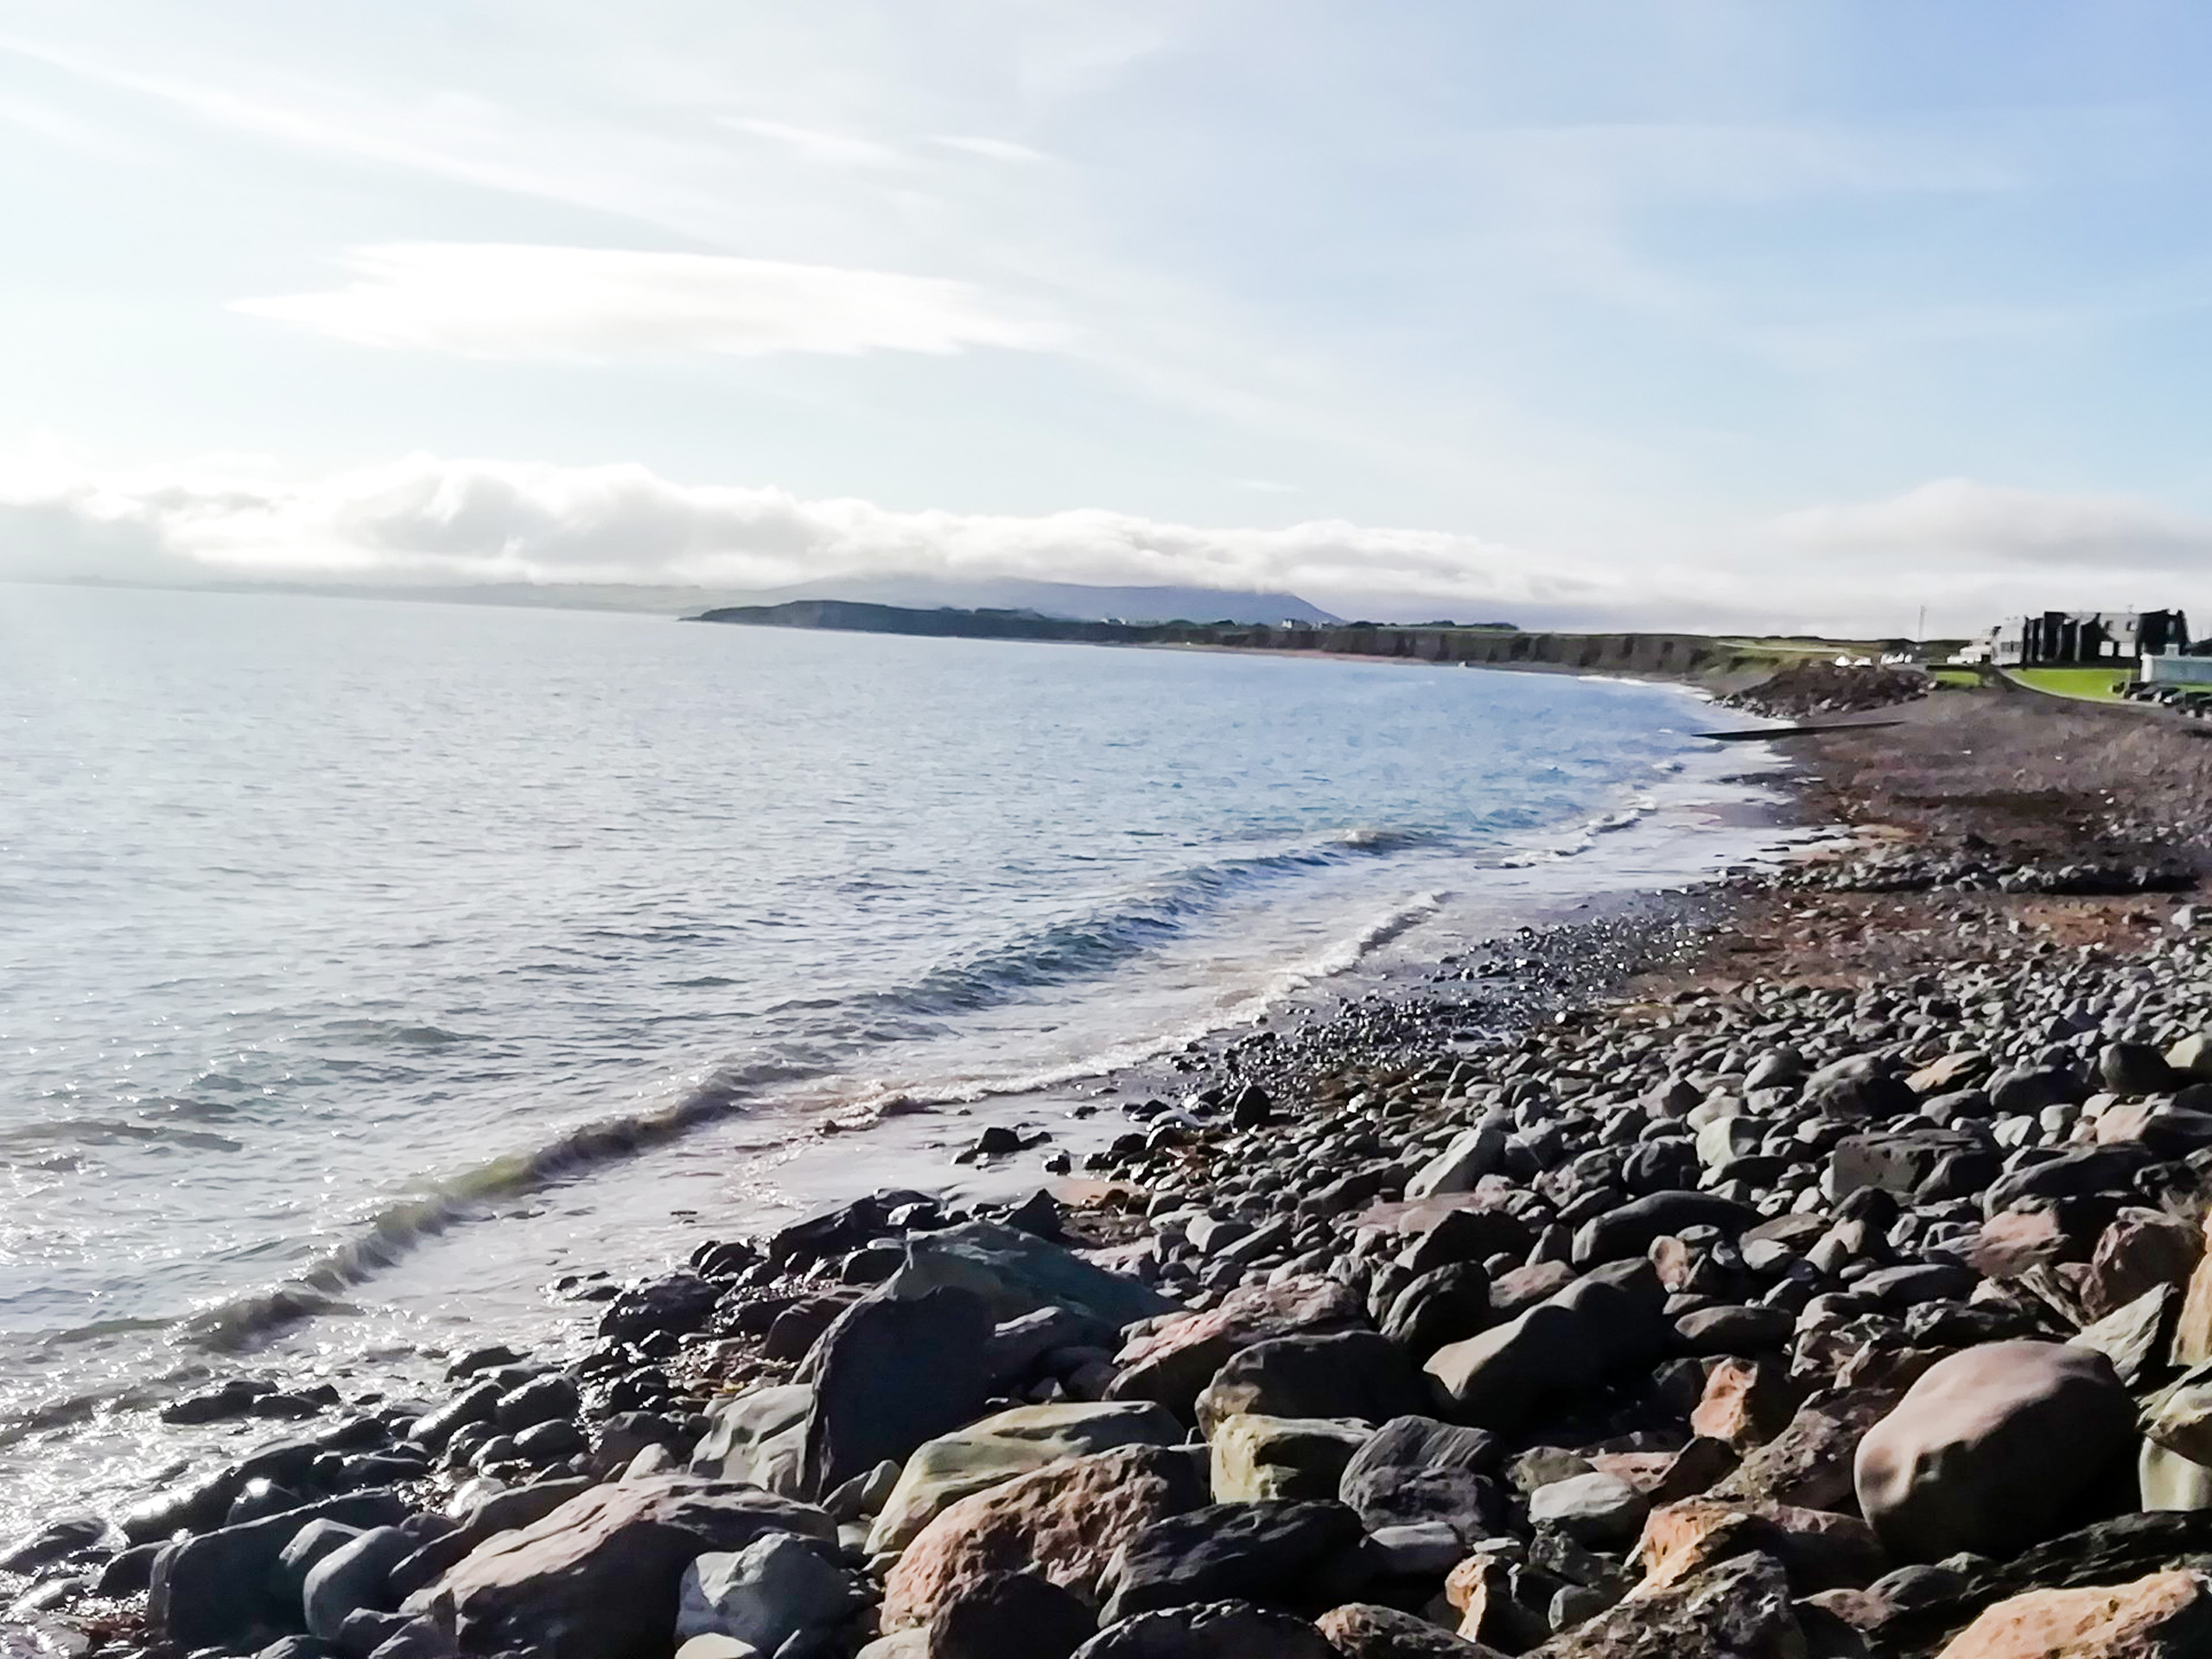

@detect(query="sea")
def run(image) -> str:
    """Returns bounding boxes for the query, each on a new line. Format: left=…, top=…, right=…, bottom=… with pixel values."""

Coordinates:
left=0, top=582, right=1791, bottom=1521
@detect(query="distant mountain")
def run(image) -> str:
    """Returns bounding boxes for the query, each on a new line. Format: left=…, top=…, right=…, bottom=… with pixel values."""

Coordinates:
left=735, top=575, right=1343, bottom=626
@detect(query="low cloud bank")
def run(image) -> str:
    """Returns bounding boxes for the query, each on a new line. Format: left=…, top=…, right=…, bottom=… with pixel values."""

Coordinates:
left=3, top=453, right=2207, bottom=635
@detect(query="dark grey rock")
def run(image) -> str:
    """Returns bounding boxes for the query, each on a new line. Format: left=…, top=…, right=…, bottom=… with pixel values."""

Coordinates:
left=800, top=1286, right=997, bottom=1498
left=1071, top=1599, right=1338, bottom=1659
left=1102, top=1500, right=1366, bottom=1624
left=493, top=1374, right=581, bottom=1433
left=1338, top=1416, right=1503, bottom=1541
left=925, top=1568, right=1096, bottom=1659
left=1382, top=1265, right=1492, bottom=1358
left=271, top=1519, right=365, bottom=1612
left=1426, top=1261, right=1669, bottom=1431
left=1569, top=1192, right=1756, bottom=1268
left=596, top=1272, right=721, bottom=1343
left=304, top=1527, right=416, bottom=1640
left=149, top=1489, right=409, bottom=1650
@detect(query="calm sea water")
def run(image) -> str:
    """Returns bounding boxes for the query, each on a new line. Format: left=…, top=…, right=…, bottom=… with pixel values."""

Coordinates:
left=0, top=582, right=1781, bottom=1515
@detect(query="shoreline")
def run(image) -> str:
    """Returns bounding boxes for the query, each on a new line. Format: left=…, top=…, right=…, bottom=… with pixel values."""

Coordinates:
left=0, top=710, right=1788, bottom=1540
left=21, top=686, right=2212, bottom=1658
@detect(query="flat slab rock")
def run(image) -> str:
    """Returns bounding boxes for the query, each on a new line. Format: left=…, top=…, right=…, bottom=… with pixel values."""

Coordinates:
left=1932, top=1568, right=2212, bottom=1659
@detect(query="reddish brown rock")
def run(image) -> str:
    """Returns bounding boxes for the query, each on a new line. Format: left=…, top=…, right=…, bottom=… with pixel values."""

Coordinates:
left=2170, top=1221, right=2212, bottom=1368
left=1853, top=1341, right=2136, bottom=1562
left=1688, top=1360, right=1803, bottom=1451
left=1632, top=1498, right=1885, bottom=1595
left=1535, top=1551, right=1803, bottom=1658
left=1970, top=1210, right=2073, bottom=1280
left=2083, top=1211, right=2202, bottom=1325
left=1712, top=1387, right=1903, bottom=1513
left=881, top=1445, right=1206, bottom=1630
left=1934, top=1568, right=2212, bottom=1659
left=1106, top=1278, right=1363, bottom=1421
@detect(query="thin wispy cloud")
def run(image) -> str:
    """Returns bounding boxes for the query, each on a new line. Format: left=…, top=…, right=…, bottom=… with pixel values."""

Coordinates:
left=232, top=244, right=1068, bottom=359
left=721, top=118, right=908, bottom=169
left=931, top=134, right=1052, bottom=165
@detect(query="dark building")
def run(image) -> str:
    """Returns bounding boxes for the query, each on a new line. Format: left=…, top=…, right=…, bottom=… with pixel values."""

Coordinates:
left=1991, top=609, right=2191, bottom=667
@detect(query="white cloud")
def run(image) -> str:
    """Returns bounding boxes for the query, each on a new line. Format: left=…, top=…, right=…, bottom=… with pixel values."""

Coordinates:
left=232, top=243, right=1067, bottom=359
left=7, top=453, right=2209, bottom=637
left=0, top=451, right=1618, bottom=617
left=1773, top=477, right=2212, bottom=569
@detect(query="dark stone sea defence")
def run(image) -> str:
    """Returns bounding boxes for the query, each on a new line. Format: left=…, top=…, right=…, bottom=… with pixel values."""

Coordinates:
left=690, top=600, right=1770, bottom=683
left=18, top=690, right=2212, bottom=1659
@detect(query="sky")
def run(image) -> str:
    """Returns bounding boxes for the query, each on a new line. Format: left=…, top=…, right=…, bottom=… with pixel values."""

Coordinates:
left=4, top=1, right=2212, bottom=633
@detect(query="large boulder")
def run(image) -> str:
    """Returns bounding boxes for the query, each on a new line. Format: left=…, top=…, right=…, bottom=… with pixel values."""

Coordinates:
left=801, top=1286, right=997, bottom=1497
left=1107, top=1279, right=1364, bottom=1422
left=925, top=1570, right=1097, bottom=1659
left=1405, top=1126, right=1509, bottom=1200
left=1827, top=1132, right=1993, bottom=1203
left=1853, top=1342, right=2137, bottom=1562
left=868, top=1402, right=1182, bottom=1554
left=1802, top=1054, right=1917, bottom=1119
left=1381, top=1266, right=1493, bottom=1359
left=1631, top=1498, right=1885, bottom=1595
left=1525, top=1550, right=1803, bottom=1658
left=689, top=1385, right=812, bottom=1494
left=1070, top=1599, right=1338, bottom=1658
left=405, top=1477, right=834, bottom=1659
left=2082, top=1210, right=2202, bottom=1323
left=1426, top=1261, right=1669, bottom=1431
left=1338, top=1416, right=1503, bottom=1541
left=1209, top=1415, right=1372, bottom=1503
left=882, top=1446, right=1208, bottom=1630
left=1317, top=1602, right=1494, bottom=1656
left=1195, top=1331, right=1430, bottom=1434
left=302, top=1526, right=417, bottom=1640
left=1100, top=1499, right=1364, bottom=1624
left=1984, top=1147, right=2152, bottom=1218
left=675, top=1533, right=857, bottom=1654
left=887, top=1222, right=1173, bottom=1328
left=1932, top=1568, right=2212, bottom=1659
left=149, top=1489, right=410, bottom=1650
left=1569, top=1192, right=1756, bottom=1269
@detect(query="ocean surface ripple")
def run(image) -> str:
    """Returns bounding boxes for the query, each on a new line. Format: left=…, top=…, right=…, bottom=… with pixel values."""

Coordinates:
left=0, top=583, right=1780, bottom=1514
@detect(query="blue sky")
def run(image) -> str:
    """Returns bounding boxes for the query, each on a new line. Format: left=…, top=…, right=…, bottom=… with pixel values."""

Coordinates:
left=3, top=1, right=2212, bottom=632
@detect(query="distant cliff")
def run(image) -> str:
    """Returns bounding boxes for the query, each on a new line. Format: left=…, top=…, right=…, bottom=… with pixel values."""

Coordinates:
left=689, top=599, right=1774, bottom=685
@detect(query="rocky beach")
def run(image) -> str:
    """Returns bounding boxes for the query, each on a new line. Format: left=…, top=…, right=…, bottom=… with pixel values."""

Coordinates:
left=16, top=681, right=2212, bottom=1659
